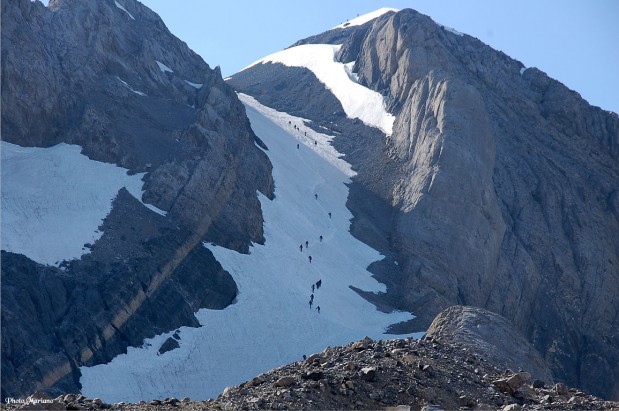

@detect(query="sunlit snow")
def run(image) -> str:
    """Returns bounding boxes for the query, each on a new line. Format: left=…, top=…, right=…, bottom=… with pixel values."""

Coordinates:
left=114, top=0, right=134, bottom=20
left=442, top=25, right=464, bottom=36
left=245, top=44, right=395, bottom=135
left=116, top=77, right=146, bottom=96
left=184, top=80, right=203, bottom=89
left=333, top=7, right=399, bottom=29
left=79, top=94, right=419, bottom=403
left=0, top=141, right=163, bottom=266
left=155, top=60, right=173, bottom=73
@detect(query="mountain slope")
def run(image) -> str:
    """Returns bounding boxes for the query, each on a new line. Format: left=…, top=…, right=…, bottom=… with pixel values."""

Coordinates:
left=1, top=0, right=272, bottom=399
left=78, top=93, right=421, bottom=402
left=228, top=8, right=619, bottom=400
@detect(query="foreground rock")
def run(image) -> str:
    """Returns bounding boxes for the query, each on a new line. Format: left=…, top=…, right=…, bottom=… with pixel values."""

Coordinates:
left=5, top=336, right=618, bottom=410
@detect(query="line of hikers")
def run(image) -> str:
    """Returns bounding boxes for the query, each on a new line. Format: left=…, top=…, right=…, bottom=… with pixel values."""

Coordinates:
left=309, top=279, right=322, bottom=313
left=290, top=121, right=313, bottom=146
left=287, top=123, right=335, bottom=315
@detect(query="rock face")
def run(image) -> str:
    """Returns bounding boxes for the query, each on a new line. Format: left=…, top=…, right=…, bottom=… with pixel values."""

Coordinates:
left=1, top=0, right=273, bottom=399
left=229, top=8, right=619, bottom=399
left=425, top=306, right=554, bottom=384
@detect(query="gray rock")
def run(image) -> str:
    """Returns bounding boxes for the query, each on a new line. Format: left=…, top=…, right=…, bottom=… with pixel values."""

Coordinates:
left=275, top=376, right=295, bottom=387
left=250, top=376, right=266, bottom=387
left=360, top=366, right=377, bottom=382
left=554, top=382, right=569, bottom=397
left=492, top=372, right=531, bottom=395
left=157, top=337, right=180, bottom=355
left=302, top=371, right=324, bottom=381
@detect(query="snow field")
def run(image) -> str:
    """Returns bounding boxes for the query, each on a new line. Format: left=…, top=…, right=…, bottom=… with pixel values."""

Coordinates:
left=79, top=95, right=419, bottom=402
left=244, top=44, right=395, bottom=135
left=0, top=141, right=165, bottom=266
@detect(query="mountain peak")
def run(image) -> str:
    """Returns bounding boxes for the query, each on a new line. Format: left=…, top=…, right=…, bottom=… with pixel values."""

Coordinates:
left=332, top=7, right=399, bottom=30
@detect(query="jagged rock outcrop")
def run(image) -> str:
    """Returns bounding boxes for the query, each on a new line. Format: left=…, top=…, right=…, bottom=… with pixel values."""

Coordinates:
left=229, top=8, right=619, bottom=399
left=1, top=0, right=273, bottom=399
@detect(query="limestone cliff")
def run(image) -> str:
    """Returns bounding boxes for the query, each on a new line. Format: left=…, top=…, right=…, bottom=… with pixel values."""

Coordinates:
left=229, top=8, right=619, bottom=399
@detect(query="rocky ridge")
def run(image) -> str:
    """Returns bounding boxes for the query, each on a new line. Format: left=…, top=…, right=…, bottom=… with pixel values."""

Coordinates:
left=2, top=0, right=273, bottom=399
left=229, top=8, right=619, bottom=399
left=5, top=336, right=618, bottom=411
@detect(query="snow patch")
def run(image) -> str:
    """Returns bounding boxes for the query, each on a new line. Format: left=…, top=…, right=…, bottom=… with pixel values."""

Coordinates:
left=114, top=1, right=134, bottom=20
left=333, top=8, right=399, bottom=29
left=116, top=76, right=146, bottom=96
left=79, top=94, right=419, bottom=403
left=520, top=67, right=528, bottom=75
left=143, top=204, right=167, bottom=217
left=0, top=141, right=163, bottom=266
left=442, top=25, right=464, bottom=36
left=155, top=60, right=173, bottom=73
left=245, top=44, right=395, bottom=135
left=184, top=80, right=203, bottom=89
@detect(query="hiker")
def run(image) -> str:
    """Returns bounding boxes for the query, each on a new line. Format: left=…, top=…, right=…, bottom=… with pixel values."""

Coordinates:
left=316, top=279, right=322, bottom=289
left=310, top=294, right=314, bottom=302
left=316, top=306, right=321, bottom=314
left=308, top=255, right=312, bottom=263
left=314, top=140, right=317, bottom=145
left=309, top=300, right=313, bottom=308
left=312, top=284, right=315, bottom=292
left=300, top=244, right=303, bottom=252
left=319, top=235, right=323, bottom=242
left=315, top=194, right=318, bottom=200
left=297, top=143, right=299, bottom=149
left=289, top=120, right=291, bottom=125
left=303, top=354, right=307, bottom=360
left=305, top=240, right=309, bottom=248
left=304, top=131, right=307, bottom=136
left=328, top=212, right=331, bottom=218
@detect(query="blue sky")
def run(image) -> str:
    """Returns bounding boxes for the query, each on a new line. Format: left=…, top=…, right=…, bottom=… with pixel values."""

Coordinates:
left=138, top=0, right=618, bottom=114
